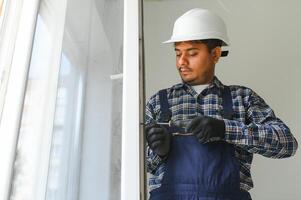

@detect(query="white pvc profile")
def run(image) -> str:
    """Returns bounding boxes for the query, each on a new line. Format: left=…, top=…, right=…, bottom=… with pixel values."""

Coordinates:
left=0, top=0, right=8, bottom=29
left=0, top=0, right=24, bottom=121
left=9, top=0, right=69, bottom=199
left=121, top=0, right=140, bottom=199
left=0, top=0, right=70, bottom=199
left=0, top=0, right=41, bottom=199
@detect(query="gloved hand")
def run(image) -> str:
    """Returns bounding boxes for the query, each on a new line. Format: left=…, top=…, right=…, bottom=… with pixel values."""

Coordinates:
left=145, top=123, right=171, bottom=157
left=187, top=116, right=225, bottom=143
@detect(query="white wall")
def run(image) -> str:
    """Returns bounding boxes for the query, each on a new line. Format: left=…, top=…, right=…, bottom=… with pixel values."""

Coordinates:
left=144, top=1, right=301, bottom=199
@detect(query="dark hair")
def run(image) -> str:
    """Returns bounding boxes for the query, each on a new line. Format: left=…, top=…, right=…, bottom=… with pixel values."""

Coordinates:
left=174, top=39, right=223, bottom=53
left=191, top=39, right=223, bottom=53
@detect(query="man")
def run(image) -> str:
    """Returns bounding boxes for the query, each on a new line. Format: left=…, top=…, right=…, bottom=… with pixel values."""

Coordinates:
left=145, top=8, right=298, bottom=200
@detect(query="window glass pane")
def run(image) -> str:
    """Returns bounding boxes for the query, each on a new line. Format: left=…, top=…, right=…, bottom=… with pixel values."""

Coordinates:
left=10, top=0, right=124, bottom=199
left=10, top=12, right=58, bottom=200
left=45, top=0, right=124, bottom=199
left=45, top=52, right=84, bottom=200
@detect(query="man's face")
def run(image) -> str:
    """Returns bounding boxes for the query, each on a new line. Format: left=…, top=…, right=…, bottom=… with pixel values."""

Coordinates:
left=174, top=41, right=220, bottom=85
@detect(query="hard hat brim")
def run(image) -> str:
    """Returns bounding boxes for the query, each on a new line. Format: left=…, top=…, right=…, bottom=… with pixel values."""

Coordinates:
left=163, top=37, right=230, bottom=57
left=162, top=37, right=229, bottom=46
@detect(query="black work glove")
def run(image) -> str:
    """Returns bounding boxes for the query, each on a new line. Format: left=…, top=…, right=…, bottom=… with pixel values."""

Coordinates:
left=145, top=123, right=171, bottom=157
left=187, top=116, right=226, bottom=143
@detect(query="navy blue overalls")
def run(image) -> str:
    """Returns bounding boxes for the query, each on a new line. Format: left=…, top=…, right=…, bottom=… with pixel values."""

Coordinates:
left=149, top=86, right=251, bottom=200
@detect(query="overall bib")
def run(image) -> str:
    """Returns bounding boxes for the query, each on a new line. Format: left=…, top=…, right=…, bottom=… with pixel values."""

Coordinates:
left=149, top=87, right=251, bottom=200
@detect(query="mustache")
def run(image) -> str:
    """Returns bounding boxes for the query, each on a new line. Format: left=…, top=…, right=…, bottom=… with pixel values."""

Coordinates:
left=178, top=66, right=191, bottom=72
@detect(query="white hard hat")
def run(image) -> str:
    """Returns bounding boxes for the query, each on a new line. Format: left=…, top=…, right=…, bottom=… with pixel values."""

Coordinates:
left=163, top=8, right=230, bottom=47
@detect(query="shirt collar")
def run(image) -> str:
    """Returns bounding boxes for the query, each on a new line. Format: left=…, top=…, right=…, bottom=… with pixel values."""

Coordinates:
left=203, top=76, right=225, bottom=96
left=209, top=76, right=225, bottom=89
left=171, top=76, right=225, bottom=96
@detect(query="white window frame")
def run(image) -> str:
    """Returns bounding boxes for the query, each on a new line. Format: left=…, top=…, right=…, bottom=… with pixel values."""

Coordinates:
left=0, top=0, right=69, bottom=199
left=0, top=0, right=144, bottom=199
left=0, top=0, right=8, bottom=29
left=0, top=0, right=41, bottom=199
left=121, top=0, right=145, bottom=199
left=0, top=0, right=24, bottom=120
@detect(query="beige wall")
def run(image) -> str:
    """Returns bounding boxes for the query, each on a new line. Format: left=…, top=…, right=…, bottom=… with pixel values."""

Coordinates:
left=144, top=1, right=301, bottom=199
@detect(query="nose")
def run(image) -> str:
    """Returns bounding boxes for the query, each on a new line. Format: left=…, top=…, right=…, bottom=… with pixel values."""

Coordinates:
left=177, top=54, right=188, bottom=67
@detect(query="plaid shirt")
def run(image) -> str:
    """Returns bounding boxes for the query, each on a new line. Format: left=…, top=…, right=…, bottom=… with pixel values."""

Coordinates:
left=145, top=76, right=298, bottom=192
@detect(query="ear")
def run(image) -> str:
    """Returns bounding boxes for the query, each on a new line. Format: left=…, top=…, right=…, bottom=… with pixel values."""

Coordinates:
left=211, top=47, right=222, bottom=64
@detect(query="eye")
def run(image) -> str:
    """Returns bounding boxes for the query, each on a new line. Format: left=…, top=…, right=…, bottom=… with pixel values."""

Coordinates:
left=188, top=51, right=197, bottom=56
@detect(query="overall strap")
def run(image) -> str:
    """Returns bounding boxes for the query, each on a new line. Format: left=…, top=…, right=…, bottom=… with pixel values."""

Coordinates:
left=222, top=86, right=234, bottom=120
left=158, top=89, right=172, bottom=123
left=158, top=89, right=185, bottom=133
